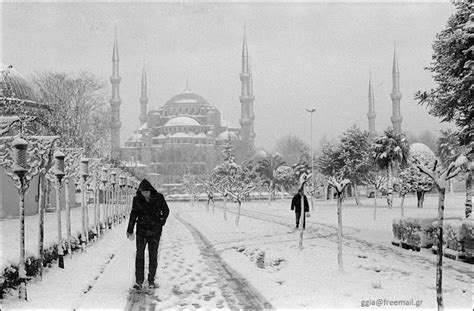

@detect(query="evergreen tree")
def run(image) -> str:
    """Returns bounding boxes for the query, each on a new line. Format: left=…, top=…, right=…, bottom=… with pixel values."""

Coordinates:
left=415, top=1, right=473, bottom=147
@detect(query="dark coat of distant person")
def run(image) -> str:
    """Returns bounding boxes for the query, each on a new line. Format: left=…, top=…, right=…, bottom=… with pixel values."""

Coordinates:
left=127, top=179, right=170, bottom=237
left=291, top=192, right=309, bottom=214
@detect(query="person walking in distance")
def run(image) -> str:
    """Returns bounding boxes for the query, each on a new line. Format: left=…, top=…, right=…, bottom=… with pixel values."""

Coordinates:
left=291, top=188, right=309, bottom=229
left=127, top=179, right=169, bottom=290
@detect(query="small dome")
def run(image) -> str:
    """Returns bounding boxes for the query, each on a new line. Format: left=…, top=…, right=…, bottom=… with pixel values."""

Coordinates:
left=165, top=92, right=210, bottom=107
left=409, top=143, right=434, bottom=157
left=216, top=130, right=239, bottom=140
left=164, top=116, right=200, bottom=127
left=0, top=63, right=38, bottom=103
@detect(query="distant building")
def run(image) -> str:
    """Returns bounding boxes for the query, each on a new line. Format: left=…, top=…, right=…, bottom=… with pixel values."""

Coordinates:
left=0, top=64, right=75, bottom=218
left=116, top=28, right=256, bottom=184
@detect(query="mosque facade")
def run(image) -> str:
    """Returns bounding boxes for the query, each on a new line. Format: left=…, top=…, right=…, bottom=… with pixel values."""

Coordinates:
left=114, top=30, right=256, bottom=184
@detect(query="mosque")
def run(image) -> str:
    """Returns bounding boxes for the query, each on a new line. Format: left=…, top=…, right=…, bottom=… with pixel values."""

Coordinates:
left=110, top=29, right=256, bottom=185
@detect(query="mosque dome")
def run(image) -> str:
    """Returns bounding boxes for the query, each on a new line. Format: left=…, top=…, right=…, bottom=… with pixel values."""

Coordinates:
left=216, top=130, right=239, bottom=140
left=0, top=63, right=38, bottom=103
left=165, top=91, right=210, bottom=107
left=409, top=143, right=435, bottom=158
left=164, top=116, right=200, bottom=127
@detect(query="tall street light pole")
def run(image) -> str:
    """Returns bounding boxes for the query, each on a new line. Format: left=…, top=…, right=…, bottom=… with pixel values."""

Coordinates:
left=305, top=108, right=316, bottom=211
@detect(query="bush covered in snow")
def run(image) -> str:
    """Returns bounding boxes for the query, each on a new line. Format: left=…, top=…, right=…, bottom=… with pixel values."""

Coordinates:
left=1, top=221, right=109, bottom=297
left=393, top=218, right=473, bottom=257
left=392, top=217, right=438, bottom=248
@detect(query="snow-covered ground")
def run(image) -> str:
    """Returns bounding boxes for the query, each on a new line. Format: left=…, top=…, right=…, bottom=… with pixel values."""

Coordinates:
left=2, top=193, right=472, bottom=310
left=1, top=203, right=109, bottom=271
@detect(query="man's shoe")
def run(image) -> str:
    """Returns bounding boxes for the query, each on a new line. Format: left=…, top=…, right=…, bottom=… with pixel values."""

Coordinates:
left=133, top=283, right=142, bottom=290
left=148, top=281, right=157, bottom=289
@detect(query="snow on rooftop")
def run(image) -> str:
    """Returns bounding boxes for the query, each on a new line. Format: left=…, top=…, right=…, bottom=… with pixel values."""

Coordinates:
left=171, top=132, right=196, bottom=138
left=174, top=99, right=198, bottom=104
left=164, top=116, right=200, bottom=127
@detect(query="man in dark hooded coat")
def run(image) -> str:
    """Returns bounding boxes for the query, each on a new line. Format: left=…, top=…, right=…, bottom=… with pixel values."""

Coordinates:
left=127, top=179, right=169, bottom=289
left=291, top=188, right=309, bottom=229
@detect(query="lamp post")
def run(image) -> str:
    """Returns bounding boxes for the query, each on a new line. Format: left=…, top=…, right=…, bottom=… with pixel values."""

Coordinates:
left=119, top=175, right=126, bottom=220
left=92, top=169, right=100, bottom=239
left=110, top=171, right=117, bottom=227
left=100, top=167, right=108, bottom=232
left=80, top=158, right=89, bottom=251
left=53, top=151, right=65, bottom=268
left=12, top=137, right=29, bottom=300
left=305, top=108, right=316, bottom=211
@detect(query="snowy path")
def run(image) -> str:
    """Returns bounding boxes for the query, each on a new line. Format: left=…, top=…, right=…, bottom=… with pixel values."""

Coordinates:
left=77, top=208, right=272, bottom=310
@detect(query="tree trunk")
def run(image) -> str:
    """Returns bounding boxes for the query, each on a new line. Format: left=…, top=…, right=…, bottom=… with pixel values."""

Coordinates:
left=18, top=185, right=27, bottom=300
left=235, top=200, right=241, bottom=226
left=337, top=191, right=343, bottom=272
left=465, top=169, right=472, bottom=219
left=299, top=193, right=305, bottom=251
left=373, top=188, right=378, bottom=221
left=417, top=191, right=425, bottom=208
left=387, top=164, right=393, bottom=208
left=95, top=183, right=100, bottom=238
left=400, top=194, right=406, bottom=217
left=56, top=180, right=64, bottom=269
left=436, top=188, right=445, bottom=311
left=37, top=174, right=46, bottom=279
left=65, top=179, right=72, bottom=258
left=223, top=194, right=227, bottom=220
left=353, top=182, right=360, bottom=205
left=81, top=178, right=86, bottom=251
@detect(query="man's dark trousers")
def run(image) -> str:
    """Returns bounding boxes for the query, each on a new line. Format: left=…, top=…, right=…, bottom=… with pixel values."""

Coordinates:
left=135, top=233, right=160, bottom=284
left=295, top=212, right=306, bottom=229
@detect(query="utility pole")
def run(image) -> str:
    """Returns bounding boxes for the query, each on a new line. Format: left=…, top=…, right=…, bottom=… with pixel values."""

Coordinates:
left=306, top=108, right=316, bottom=211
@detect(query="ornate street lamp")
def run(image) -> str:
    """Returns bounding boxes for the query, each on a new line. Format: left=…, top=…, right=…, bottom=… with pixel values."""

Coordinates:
left=110, top=171, right=117, bottom=227
left=12, top=137, right=29, bottom=300
left=119, top=175, right=126, bottom=219
left=80, top=158, right=89, bottom=250
left=53, top=150, right=65, bottom=268
left=100, top=167, right=109, bottom=231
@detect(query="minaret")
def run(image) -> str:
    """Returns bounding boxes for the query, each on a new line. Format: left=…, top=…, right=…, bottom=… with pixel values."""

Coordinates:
left=139, top=65, right=148, bottom=126
left=110, top=29, right=122, bottom=159
left=367, top=71, right=376, bottom=139
left=390, top=43, right=403, bottom=134
left=239, top=26, right=255, bottom=154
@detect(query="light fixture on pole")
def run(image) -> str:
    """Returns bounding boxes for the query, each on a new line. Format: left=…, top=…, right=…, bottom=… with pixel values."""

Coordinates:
left=80, top=158, right=89, bottom=250
left=53, top=150, right=65, bottom=268
left=100, top=167, right=108, bottom=231
left=12, top=137, right=29, bottom=300
left=110, top=171, right=117, bottom=227
left=119, top=174, right=125, bottom=219
left=305, top=108, right=316, bottom=210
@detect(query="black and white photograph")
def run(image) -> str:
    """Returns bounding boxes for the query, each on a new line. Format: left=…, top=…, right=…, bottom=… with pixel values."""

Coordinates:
left=1, top=0, right=472, bottom=310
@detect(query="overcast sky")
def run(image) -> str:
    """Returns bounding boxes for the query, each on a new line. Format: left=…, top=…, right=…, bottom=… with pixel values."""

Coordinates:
left=2, top=1, right=456, bottom=151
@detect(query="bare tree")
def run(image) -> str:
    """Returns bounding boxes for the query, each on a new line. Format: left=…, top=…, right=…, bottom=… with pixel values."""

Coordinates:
left=327, top=176, right=351, bottom=272
left=416, top=158, right=462, bottom=311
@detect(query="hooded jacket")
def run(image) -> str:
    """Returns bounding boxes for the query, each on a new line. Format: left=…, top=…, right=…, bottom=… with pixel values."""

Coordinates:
left=127, top=179, right=170, bottom=237
left=291, top=192, right=309, bottom=214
